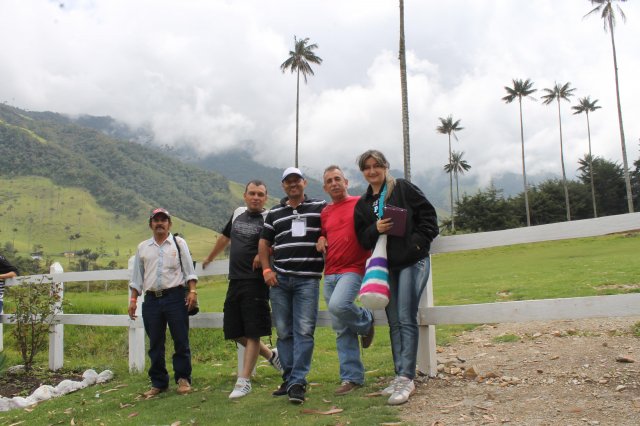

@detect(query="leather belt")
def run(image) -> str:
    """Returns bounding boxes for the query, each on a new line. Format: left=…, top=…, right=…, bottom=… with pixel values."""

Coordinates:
left=145, top=286, right=184, bottom=298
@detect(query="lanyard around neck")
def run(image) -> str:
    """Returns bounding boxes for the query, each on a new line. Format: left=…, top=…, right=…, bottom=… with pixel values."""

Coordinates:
left=376, top=182, right=387, bottom=219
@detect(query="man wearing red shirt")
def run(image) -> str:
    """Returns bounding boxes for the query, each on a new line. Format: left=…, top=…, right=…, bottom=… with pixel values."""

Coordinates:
left=316, top=165, right=375, bottom=396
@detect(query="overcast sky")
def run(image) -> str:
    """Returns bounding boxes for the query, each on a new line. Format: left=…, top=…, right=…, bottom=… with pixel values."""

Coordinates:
left=1, top=0, right=638, bottom=187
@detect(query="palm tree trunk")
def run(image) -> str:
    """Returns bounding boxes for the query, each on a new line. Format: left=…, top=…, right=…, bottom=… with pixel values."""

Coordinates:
left=608, top=15, right=634, bottom=213
left=586, top=112, right=597, bottom=218
left=455, top=170, right=460, bottom=205
left=448, top=134, right=454, bottom=231
left=295, top=68, right=300, bottom=167
left=557, top=99, right=571, bottom=221
left=518, top=98, right=531, bottom=226
left=399, top=0, right=411, bottom=182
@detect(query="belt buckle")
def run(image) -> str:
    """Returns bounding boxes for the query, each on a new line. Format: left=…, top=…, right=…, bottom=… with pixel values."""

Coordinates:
left=153, top=290, right=163, bottom=297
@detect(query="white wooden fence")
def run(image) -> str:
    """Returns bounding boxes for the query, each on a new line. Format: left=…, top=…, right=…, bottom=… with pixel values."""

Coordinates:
left=1, top=212, right=638, bottom=376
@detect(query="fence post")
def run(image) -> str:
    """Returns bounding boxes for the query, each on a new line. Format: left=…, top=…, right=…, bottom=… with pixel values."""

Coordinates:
left=49, top=262, right=64, bottom=371
left=128, top=255, right=146, bottom=373
left=417, top=255, right=437, bottom=377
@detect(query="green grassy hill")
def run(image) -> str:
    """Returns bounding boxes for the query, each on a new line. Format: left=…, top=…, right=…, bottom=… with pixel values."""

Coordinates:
left=0, top=104, right=239, bottom=231
left=0, top=176, right=219, bottom=268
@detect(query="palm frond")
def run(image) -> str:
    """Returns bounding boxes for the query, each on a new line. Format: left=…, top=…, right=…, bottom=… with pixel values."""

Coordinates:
left=541, top=82, right=575, bottom=105
left=280, top=35, right=323, bottom=83
left=436, top=115, right=464, bottom=135
left=503, top=78, right=536, bottom=103
left=572, top=96, right=601, bottom=115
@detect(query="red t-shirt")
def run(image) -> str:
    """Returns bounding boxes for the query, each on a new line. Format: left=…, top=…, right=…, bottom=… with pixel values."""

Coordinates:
left=321, top=196, right=370, bottom=275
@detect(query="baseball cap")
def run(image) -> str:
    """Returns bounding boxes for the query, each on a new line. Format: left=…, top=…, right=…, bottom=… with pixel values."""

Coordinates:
left=150, top=208, right=171, bottom=219
left=281, top=167, right=304, bottom=181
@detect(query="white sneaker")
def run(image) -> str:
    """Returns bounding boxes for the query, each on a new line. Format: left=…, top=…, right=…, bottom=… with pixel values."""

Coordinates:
left=268, top=348, right=283, bottom=373
left=387, top=377, right=415, bottom=405
left=381, top=376, right=402, bottom=396
left=229, top=378, right=252, bottom=399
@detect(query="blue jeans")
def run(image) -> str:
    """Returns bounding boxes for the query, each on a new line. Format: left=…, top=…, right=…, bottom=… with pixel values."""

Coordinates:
left=142, top=287, right=192, bottom=389
left=324, top=273, right=373, bottom=384
left=386, top=256, right=430, bottom=380
left=270, top=275, right=319, bottom=388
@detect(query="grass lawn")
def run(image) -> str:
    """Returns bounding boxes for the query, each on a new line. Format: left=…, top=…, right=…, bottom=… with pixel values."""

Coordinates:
left=0, top=232, right=638, bottom=424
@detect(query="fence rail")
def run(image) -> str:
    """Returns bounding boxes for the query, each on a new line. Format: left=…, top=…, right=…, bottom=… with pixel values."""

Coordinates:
left=1, top=212, right=639, bottom=376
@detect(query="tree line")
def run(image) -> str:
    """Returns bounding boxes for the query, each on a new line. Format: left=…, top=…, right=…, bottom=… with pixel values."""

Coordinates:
left=449, top=154, right=639, bottom=232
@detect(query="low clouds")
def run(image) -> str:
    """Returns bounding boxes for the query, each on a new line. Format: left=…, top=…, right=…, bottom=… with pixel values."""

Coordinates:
left=1, top=0, right=638, bottom=187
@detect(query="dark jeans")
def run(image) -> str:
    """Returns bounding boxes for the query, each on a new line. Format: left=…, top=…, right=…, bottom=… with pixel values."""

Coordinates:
left=142, top=287, right=192, bottom=388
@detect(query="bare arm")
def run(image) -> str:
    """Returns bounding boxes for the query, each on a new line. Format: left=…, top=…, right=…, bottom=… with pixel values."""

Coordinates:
left=0, top=271, right=16, bottom=280
left=128, top=288, right=139, bottom=320
left=258, top=238, right=277, bottom=287
left=202, top=235, right=231, bottom=269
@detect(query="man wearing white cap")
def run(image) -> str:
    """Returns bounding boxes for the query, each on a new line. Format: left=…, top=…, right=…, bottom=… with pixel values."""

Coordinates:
left=128, top=208, right=198, bottom=397
left=259, top=167, right=326, bottom=404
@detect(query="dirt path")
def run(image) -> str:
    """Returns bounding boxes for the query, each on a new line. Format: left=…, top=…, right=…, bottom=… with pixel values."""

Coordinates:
left=400, top=317, right=640, bottom=425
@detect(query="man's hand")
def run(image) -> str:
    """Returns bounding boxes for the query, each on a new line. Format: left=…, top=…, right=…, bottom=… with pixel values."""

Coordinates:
left=185, top=291, right=198, bottom=311
left=316, top=236, right=328, bottom=254
left=252, top=255, right=261, bottom=270
left=128, top=300, right=138, bottom=320
left=263, top=270, right=278, bottom=287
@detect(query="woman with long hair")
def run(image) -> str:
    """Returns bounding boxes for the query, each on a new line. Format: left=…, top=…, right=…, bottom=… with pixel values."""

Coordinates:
left=354, top=149, right=439, bottom=405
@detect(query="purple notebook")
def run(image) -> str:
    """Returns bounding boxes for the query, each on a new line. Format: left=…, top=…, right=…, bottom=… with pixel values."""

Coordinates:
left=382, top=204, right=407, bottom=237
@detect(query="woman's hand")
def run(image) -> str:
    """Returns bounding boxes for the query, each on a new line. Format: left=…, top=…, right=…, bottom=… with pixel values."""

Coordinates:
left=376, top=218, right=394, bottom=234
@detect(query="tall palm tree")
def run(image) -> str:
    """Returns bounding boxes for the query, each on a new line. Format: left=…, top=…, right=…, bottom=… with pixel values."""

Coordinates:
left=502, top=78, right=537, bottom=226
left=399, top=0, right=411, bottom=181
left=280, top=36, right=323, bottom=167
left=444, top=150, right=471, bottom=205
left=585, top=0, right=633, bottom=213
left=437, top=116, right=464, bottom=231
left=542, top=82, right=576, bottom=221
left=572, top=96, right=602, bottom=217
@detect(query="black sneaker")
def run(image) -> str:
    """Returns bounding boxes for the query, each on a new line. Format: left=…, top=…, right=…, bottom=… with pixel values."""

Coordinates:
left=287, top=383, right=305, bottom=404
left=272, top=381, right=288, bottom=397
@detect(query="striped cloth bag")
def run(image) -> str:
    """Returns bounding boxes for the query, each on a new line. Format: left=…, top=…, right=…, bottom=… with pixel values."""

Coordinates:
left=358, top=234, right=390, bottom=310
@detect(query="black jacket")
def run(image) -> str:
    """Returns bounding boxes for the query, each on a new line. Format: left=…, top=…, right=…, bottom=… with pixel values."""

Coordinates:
left=354, top=179, right=439, bottom=271
left=0, top=254, right=18, bottom=276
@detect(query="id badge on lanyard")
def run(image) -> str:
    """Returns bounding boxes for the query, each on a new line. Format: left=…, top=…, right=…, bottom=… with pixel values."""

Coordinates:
left=291, top=209, right=307, bottom=237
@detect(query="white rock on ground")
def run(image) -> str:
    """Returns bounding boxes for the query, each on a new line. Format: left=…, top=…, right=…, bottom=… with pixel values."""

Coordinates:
left=0, top=369, right=113, bottom=412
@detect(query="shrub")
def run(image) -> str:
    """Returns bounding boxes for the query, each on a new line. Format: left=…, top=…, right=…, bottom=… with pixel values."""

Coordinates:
left=8, top=280, right=68, bottom=372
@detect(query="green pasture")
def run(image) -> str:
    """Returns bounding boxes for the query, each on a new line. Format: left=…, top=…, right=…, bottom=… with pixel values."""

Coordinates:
left=0, top=176, right=220, bottom=266
left=0, top=233, right=639, bottom=425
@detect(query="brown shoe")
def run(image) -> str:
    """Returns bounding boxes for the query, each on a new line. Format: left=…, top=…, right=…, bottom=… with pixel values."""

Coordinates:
left=143, top=386, right=167, bottom=397
left=361, top=319, right=375, bottom=349
left=335, top=381, right=361, bottom=396
left=177, top=378, right=192, bottom=395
